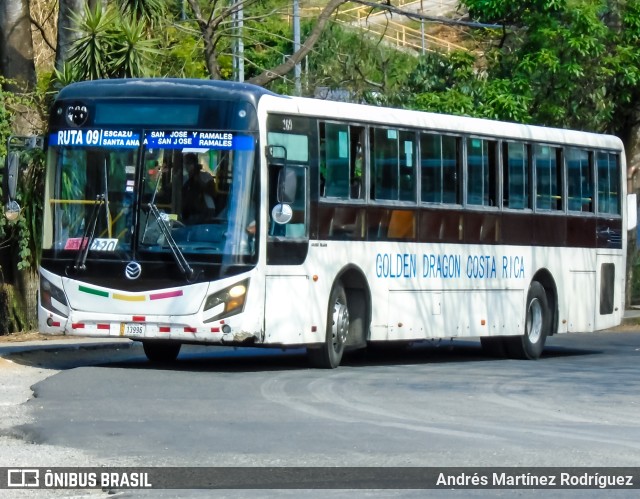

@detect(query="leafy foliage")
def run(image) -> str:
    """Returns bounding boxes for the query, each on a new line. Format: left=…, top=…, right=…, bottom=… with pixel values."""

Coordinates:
left=154, top=23, right=208, bottom=78
left=307, top=23, right=417, bottom=102
left=14, top=149, right=46, bottom=270
left=1, top=77, right=30, bottom=249
left=53, top=3, right=162, bottom=84
left=115, top=0, right=168, bottom=28
left=461, top=0, right=640, bottom=133
left=67, top=6, right=120, bottom=80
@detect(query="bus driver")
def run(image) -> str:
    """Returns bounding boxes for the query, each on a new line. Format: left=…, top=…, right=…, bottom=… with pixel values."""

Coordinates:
left=182, top=153, right=216, bottom=223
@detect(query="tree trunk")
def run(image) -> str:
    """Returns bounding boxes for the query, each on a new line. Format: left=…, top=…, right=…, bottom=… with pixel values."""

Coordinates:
left=187, top=0, right=349, bottom=84
left=0, top=0, right=37, bottom=92
left=625, top=117, right=640, bottom=307
left=249, top=0, right=349, bottom=87
left=0, top=0, right=39, bottom=334
left=55, top=0, right=88, bottom=72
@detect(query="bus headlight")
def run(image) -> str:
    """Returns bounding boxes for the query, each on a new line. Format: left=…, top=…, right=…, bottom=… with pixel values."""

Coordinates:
left=203, top=280, right=249, bottom=322
left=40, top=274, right=69, bottom=318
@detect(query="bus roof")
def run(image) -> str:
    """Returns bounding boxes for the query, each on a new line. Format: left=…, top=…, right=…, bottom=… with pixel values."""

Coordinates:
left=56, top=78, right=281, bottom=107
left=55, top=78, right=623, bottom=151
left=259, top=93, right=624, bottom=152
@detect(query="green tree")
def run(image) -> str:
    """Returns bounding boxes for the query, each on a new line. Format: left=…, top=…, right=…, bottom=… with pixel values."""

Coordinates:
left=0, top=0, right=37, bottom=93
left=181, top=0, right=350, bottom=85
left=53, top=2, right=163, bottom=85
left=462, top=0, right=640, bottom=133
left=1, top=2, right=42, bottom=335
left=305, top=22, right=418, bottom=102
left=0, top=78, right=44, bottom=334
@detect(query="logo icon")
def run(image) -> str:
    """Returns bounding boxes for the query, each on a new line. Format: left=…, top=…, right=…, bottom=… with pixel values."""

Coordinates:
left=65, top=104, right=88, bottom=127
left=125, top=261, right=142, bottom=280
left=7, top=469, right=39, bottom=487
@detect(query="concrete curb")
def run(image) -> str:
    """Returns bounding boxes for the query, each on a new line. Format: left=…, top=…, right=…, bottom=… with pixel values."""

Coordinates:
left=0, top=338, right=134, bottom=357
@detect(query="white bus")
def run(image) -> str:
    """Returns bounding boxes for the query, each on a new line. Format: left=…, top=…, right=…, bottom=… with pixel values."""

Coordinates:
left=38, top=78, right=631, bottom=367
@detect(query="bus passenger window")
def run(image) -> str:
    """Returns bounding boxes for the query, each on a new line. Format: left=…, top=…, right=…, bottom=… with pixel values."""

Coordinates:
left=350, top=126, right=365, bottom=200
left=371, top=127, right=399, bottom=201
left=597, top=152, right=620, bottom=215
left=321, top=122, right=350, bottom=198
left=566, top=148, right=592, bottom=212
left=466, top=138, right=497, bottom=207
left=421, top=133, right=460, bottom=204
left=535, top=145, right=562, bottom=211
left=399, top=131, right=416, bottom=202
left=319, top=122, right=365, bottom=200
left=503, top=142, right=530, bottom=209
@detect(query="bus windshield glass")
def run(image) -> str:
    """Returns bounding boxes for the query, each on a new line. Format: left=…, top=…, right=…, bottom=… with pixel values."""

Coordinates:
left=43, top=129, right=258, bottom=263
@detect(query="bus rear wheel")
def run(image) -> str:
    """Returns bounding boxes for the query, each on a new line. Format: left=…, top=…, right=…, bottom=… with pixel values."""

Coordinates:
left=506, top=281, right=549, bottom=360
left=308, top=284, right=349, bottom=369
left=142, top=341, right=181, bottom=363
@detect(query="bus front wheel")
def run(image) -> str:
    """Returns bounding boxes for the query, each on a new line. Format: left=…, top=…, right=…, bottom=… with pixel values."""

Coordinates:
left=506, top=281, right=549, bottom=360
left=142, top=341, right=181, bottom=363
left=308, top=284, right=349, bottom=369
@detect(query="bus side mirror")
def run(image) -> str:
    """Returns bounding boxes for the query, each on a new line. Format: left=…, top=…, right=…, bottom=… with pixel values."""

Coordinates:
left=4, top=153, right=21, bottom=222
left=272, top=168, right=297, bottom=225
left=266, top=145, right=287, bottom=165
left=7, top=152, right=19, bottom=199
left=271, top=203, right=293, bottom=225
left=277, top=168, right=297, bottom=204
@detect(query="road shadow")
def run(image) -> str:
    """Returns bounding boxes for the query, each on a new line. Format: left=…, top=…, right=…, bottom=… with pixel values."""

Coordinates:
left=3, top=337, right=604, bottom=374
left=16, top=325, right=637, bottom=372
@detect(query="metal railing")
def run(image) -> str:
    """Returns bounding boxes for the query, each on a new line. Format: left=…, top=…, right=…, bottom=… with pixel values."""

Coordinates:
left=335, top=0, right=467, bottom=54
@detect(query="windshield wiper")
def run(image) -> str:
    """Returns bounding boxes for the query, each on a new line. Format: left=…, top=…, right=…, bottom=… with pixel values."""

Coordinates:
left=74, top=195, right=104, bottom=271
left=147, top=202, right=196, bottom=281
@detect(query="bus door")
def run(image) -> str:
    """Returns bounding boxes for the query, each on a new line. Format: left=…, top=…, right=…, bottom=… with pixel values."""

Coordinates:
left=264, top=154, right=311, bottom=343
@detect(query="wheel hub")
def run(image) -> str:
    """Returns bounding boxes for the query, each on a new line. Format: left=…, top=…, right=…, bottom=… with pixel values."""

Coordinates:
left=526, top=298, right=543, bottom=344
left=331, top=300, right=349, bottom=351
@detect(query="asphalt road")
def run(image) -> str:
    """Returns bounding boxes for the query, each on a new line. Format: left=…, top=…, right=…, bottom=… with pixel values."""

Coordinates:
left=1, top=330, right=639, bottom=498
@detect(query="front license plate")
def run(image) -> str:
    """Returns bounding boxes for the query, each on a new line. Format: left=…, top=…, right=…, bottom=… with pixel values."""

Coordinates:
left=120, top=323, right=145, bottom=336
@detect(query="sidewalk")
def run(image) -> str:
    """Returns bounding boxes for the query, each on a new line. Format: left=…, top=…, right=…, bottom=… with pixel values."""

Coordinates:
left=623, top=307, right=640, bottom=323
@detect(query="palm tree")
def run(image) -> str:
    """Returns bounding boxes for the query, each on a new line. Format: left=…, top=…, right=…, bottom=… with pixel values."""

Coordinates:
left=60, top=3, right=161, bottom=82
left=0, top=0, right=37, bottom=92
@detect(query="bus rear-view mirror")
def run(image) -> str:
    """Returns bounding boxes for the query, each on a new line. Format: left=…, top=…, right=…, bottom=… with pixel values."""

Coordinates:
left=266, top=145, right=287, bottom=164
left=271, top=203, right=293, bottom=225
left=7, top=152, right=19, bottom=199
left=277, top=168, right=297, bottom=204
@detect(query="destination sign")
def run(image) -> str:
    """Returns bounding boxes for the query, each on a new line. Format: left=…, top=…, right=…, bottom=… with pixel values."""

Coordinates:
left=145, top=131, right=253, bottom=150
left=49, top=130, right=254, bottom=150
left=49, top=130, right=140, bottom=148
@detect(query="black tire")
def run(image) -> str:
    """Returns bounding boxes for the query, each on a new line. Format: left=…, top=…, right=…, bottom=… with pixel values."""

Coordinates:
left=308, top=284, right=349, bottom=369
left=142, top=341, right=181, bottom=363
left=506, top=281, right=549, bottom=360
left=480, top=336, right=507, bottom=358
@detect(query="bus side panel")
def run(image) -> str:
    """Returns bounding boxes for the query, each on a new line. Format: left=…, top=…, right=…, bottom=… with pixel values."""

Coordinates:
left=378, top=289, right=524, bottom=341
left=387, top=291, right=443, bottom=339
left=264, top=274, right=312, bottom=344
left=567, top=271, right=596, bottom=332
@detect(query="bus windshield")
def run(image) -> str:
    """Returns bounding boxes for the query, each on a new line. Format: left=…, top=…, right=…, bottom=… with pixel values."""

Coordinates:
left=43, top=129, right=258, bottom=264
